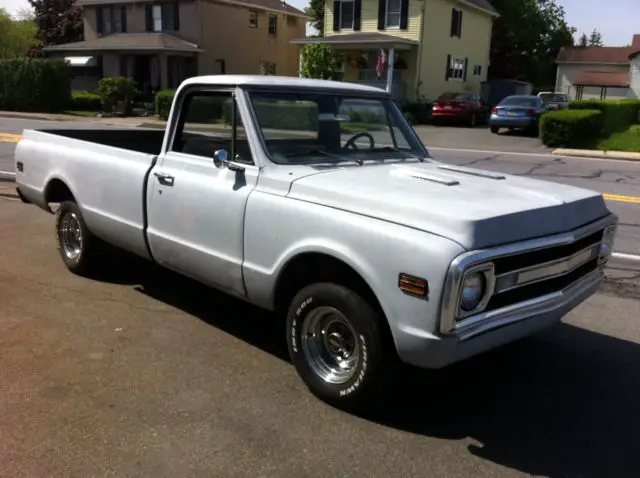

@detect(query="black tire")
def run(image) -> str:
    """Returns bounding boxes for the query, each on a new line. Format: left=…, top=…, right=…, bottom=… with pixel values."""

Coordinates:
left=286, top=283, right=393, bottom=410
left=469, top=113, right=477, bottom=127
left=55, top=200, right=105, bottom=276
left=490, top=125, right=500, bottom=134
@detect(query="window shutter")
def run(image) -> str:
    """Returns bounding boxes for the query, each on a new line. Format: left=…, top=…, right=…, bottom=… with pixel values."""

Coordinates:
left=354, top=0, right=362, bottom=31
left=400, top=0, right=409, bottom=30
left=377, top=0, right=386, bottom=30
left=121, top=6, right=127, bottom=32
left=450, top=8, right=457, bottom=37
left=458, top=10, right=463, bottom=38
left=145, top=4, right=152, bottom=31
left=174, top=1, right=180, bottom=30
left=463, top=57, right=468, bottom=81
left=96, top=7, right=103, bottom=34
left=333, top=1, right=341, bottom=31
left=445, top=54, right=451, bottom=80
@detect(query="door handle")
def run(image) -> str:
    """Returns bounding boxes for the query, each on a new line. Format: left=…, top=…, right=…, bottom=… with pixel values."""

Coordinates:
left=153, top=171, right=174, bottom=186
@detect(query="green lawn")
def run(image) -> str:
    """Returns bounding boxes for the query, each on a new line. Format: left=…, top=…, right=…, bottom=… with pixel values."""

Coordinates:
left=597, top=124, right=640, bottom=153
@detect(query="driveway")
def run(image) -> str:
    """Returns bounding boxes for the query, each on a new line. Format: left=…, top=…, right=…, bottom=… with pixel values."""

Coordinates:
left=414, top=124, right=552, bottom=154
left=1, top=198, right=640, bottom=477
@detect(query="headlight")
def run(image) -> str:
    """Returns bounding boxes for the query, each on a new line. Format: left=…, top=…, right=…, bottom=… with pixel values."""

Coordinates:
left=599, top=224, right=617, bottom=264
left=460, top=272, right=486, bottom=311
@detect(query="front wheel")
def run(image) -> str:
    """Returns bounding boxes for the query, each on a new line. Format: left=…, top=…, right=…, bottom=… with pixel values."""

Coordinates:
left=287, top=283, right=393, bottom=410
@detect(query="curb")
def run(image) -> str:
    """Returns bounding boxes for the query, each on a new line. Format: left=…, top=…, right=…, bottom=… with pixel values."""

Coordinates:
left=552, top=148, right=640, bottom=161
left=0, top=112, right=150, bottom=128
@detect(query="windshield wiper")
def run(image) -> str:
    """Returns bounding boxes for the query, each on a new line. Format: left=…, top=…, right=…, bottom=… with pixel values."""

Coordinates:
left=370, top=146, right=427, bottom=162
left=282, top=149, right=363, bottom=166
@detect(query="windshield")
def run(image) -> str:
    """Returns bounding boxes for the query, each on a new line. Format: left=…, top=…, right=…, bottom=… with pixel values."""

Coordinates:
left=539, top=93, right=568, bottom=103
left=437, top=92, right=473, bottom=102
left=247, top=90, right=429, bottom=165
left=500, top=96, right=539, bottom=108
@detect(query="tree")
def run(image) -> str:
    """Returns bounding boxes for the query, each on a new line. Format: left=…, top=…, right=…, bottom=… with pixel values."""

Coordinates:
left=305, top=0, right=325, bottom=36
left=488, top=0, right=576, bottom=87
left=588, top=28, right=603, bottom=46
left=577, top=33, right=588, bottom=47
left=27, top=0, right=83, bottom=56
left=300, top=44, right=340, bottom=79
left=0, top=8, right=37, bottom=59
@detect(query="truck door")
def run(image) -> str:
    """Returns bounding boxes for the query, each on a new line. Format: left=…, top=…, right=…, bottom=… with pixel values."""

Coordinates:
left=145, top=87, right=259, bottom=296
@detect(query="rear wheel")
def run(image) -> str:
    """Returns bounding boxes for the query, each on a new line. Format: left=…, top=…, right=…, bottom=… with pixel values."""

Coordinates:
left=286, top=283, right=393, bottom=411
left=490, top=125, right=500, bottom=134
left=55, top=200, right=106, bottom=276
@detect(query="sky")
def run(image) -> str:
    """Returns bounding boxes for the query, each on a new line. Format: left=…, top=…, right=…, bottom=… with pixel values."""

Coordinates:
left=1, top=0, right=638, bottom=47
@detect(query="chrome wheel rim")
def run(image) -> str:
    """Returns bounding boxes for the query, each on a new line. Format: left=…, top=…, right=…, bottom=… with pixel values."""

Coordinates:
left=300, top=306, right=360, bottom=384
left=59, top=211, right=83, bottom=260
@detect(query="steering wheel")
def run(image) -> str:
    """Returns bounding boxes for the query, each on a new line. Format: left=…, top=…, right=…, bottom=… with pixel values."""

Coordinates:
left=344, top=132, right=375, bottom=150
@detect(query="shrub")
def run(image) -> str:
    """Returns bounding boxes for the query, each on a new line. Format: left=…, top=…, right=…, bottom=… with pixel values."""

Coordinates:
left=155, top=89, right=175, bottom=120
left=97, top=76, right=137, bottom=114
left=569, top=99, right=640, bottom=135
left=403, top=111, right=416, bottom=125
left=71, top=91, right=101, bottom=111
left=539, top=109, right=603, bottom=148
left=0, top=58, right=71, bottom=113
left=403, top=102, right=433, bottom=124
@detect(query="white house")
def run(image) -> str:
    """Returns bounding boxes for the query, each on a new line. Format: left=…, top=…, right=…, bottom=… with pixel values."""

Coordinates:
left=555, top=34, right=640, bottom=100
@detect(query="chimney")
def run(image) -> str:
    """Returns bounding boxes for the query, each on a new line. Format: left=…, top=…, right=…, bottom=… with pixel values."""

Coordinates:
left=632, top=34, right=640, bottom=48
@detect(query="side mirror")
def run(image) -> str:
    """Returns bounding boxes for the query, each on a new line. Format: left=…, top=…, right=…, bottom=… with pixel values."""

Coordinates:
left=213, top=148, right=245, bottom=172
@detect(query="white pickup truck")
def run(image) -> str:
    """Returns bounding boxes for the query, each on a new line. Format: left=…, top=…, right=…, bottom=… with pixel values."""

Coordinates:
left=15, top=75, right=617, bottom=410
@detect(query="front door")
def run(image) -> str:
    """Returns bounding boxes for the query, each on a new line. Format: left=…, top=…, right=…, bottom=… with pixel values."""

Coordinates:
left=146, top=87, right=259, bottom=296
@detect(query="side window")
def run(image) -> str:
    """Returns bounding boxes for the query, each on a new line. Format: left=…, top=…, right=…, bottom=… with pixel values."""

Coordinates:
left=171, top=91, right=253, bottom=165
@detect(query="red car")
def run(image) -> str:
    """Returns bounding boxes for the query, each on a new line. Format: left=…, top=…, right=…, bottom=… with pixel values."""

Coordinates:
left=431, top=92, right=489, bottom=127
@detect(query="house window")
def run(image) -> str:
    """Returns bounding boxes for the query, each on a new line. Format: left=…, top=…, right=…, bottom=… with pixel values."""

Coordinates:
left=152, top=5, right=163, bottom=32
left=260, top=61, right=276, bottom=75
left=450, top=8, right=462, bottom=38
left=249, top=11, right=258, bottom=28
left=447, top=56, right=466, bottom=81
left=146, top=3, right=179, bottom=32
left=385, top=0, right=402, bottom=28
left=473, top=64, right=482, bottom=76
left=268, top=14, right=277, bottom=35
left=339, top=0, right=354, bottom=30
left=97, top=6, right=127, bottom=34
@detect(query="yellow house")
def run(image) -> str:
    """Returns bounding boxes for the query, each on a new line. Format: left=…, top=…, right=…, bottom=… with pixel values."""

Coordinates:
left=292, top=0, right=498, bottom=104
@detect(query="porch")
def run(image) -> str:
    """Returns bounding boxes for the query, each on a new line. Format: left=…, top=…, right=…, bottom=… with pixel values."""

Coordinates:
left=43, top=33, right=202, bottom=97
left=290, top=32, right=419, bottom=105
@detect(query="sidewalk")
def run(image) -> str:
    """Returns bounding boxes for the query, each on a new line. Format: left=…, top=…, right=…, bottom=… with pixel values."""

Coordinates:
left=552, top=148, right=640, bottom=162
left=0, top=182, right=18, bottom=199
left=0, top=110, right=165, bottom=128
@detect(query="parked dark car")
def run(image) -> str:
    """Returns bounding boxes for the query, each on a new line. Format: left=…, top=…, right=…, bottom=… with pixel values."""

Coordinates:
left=489, top=95, right=548, bottom=134
left=431, top=92, right=489, bottom=127
left=538, top=92, right=569, bottom=110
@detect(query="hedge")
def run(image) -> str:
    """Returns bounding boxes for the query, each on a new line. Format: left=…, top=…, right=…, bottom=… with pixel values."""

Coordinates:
left=403, top=102, right=433, bottom=125
left=71, top=91, right=101, bottom=111
left=0, top=58, right=71, bottom=113
left=155, top=90, right=175, bottom=120
left=569, top=99, right=640, bottom=136
left=539, top=109, right=603, bottom=148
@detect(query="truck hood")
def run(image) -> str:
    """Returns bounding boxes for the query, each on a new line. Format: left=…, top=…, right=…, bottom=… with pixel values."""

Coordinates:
left=286, top=161, right=610, bottom=250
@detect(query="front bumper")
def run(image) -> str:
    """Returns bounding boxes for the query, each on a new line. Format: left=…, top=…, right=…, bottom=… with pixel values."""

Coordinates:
left=398, top=267, right=604, bottom=369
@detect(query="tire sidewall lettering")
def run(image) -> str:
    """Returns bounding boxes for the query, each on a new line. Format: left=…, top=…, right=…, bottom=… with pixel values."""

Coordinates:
left=290, top=296, right=313, bottom=354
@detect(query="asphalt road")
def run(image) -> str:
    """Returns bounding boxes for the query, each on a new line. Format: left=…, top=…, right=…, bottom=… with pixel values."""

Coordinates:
left=1, top=196, right=639, bottom=477
left=1, top=118, right=638, bottom=255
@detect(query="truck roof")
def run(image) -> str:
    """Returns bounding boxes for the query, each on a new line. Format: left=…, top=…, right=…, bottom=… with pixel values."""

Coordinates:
left=180, top=75, right=387, bottom=94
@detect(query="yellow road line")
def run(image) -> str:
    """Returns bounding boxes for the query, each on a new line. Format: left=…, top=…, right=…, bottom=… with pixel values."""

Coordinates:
left=603, top=193, right=640, bottom=204
left=0, top=133, right=22, bottom=143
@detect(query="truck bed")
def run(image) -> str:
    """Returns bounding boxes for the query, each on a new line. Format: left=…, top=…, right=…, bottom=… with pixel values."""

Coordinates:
left=35, top=128, right=166, bottom=156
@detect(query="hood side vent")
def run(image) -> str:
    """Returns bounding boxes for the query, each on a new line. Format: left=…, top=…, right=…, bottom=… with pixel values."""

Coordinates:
left=391, top=167, right=460, bottom=186
left=436, top=164, right=506, bottom=180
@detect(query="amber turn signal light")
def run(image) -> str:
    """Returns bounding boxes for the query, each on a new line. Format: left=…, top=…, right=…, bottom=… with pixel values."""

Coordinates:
left=398, top=273, right=429, bottom=297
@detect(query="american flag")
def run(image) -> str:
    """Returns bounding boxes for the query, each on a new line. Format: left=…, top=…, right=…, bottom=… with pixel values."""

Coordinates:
left=376, top=49, right=387, bottom=79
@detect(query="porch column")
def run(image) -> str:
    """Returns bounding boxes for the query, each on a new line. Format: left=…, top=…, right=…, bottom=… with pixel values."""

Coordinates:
left=386, top=47, right=395, bottom=94
left=298, top=47, right=303, bottom=78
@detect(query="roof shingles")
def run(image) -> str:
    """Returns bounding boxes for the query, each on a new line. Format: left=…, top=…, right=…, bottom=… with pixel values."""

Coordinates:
left=43, top=33, right=202, bottom=52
